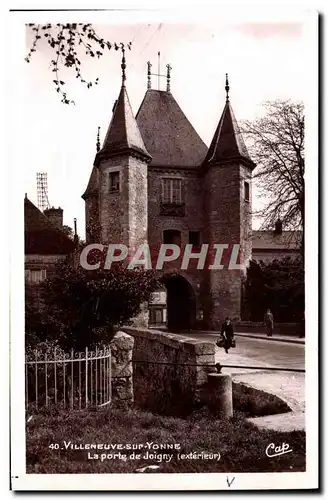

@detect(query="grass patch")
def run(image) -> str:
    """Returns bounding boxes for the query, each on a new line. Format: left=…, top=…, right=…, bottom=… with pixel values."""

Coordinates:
left=26, top=403, right=305, bottom=474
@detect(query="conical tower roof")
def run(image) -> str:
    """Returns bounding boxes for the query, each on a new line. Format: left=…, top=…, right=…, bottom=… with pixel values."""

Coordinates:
left=82, top=164, right=99, bottom=199
left=98, top=85, right=151, bottom=162
left=83, top=51, right=151, bottom=200
left=203, top=75, right=255, bottom=169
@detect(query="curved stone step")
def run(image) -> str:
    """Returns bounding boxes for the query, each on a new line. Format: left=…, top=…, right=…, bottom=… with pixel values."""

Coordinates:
left=247, top=411, right=305, bottom=432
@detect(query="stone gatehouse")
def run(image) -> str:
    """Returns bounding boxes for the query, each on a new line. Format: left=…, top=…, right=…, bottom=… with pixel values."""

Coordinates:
left=82, top=55, right=256, bottom=330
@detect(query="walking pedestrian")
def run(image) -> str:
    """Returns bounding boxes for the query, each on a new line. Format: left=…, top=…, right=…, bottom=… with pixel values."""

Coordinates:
left=220, top=317, right=235, bottom=353
left=264, top=308, right=274, bottom=337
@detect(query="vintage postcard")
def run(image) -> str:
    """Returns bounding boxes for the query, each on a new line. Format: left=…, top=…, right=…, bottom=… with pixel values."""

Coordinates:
left=9, top=5, right=318, bottom=492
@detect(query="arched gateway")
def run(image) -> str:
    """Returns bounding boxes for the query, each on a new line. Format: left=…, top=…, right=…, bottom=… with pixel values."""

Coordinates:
left=162, top=274, right=196, bottom=332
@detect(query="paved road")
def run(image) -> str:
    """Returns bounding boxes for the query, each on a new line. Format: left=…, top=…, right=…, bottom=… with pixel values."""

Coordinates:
left=167, top=330, right=306, bottom=429
left=171, top=331, right=305, bottom=371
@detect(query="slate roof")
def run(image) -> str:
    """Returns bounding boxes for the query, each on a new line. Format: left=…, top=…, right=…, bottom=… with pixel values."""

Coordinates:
left=204, top=100, right=255, bottom=169
left=136, top=89, right=208, bottom=168
left=99, top=85, right=151, bottom=161
left=25, top=197, right=75, bottom=255
left=82, top=164, right=99, bottom=199
left=252, top=230, right=302, bottom=250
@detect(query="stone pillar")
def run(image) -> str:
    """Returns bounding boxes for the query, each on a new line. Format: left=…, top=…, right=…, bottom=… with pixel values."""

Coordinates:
left=131, top=302, right=149, bottom=328
left=110, top=331, right=134, bottom=404
left=206, top=373, right=233, bottom=418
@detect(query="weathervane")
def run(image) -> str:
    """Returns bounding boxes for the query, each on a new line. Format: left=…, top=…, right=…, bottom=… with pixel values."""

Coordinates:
left=225, top=73, right=230, bottom=101
left=146, top=52, right=172, bottom=91
left=96, top=126, right=100, bottom=153
left=121, top=46, right=126, bottom=86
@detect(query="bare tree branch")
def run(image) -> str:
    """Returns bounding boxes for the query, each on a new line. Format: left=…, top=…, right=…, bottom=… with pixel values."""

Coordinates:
left=241, top=100, right=304, bottom=236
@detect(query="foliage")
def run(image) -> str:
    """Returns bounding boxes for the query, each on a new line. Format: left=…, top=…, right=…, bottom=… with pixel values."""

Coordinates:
left=61, top=225, right=85, bottom=246
left=242, top=100, right=304, bottom=250
left=25, top=260, right=159, bottom=351
left=62, top=225, right=73, bottom=239
left=243, top=257, right=304, bottom=322
left=25, top=23, right=131, bottom=104
left=25, top=285, right=63, bottom=348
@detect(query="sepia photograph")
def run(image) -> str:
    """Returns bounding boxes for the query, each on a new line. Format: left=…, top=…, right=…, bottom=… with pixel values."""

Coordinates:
left=8, top=6, right=318, bottom=491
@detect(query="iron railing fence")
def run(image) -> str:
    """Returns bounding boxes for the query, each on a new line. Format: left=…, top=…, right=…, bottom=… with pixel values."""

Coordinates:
left=25, top=346, right=112, bottom=411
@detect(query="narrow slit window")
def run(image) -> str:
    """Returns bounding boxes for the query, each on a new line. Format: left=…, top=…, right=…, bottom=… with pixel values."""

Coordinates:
left=189, top=231, right=200, bottom=246
left=244, top=181, right=250, bottom=202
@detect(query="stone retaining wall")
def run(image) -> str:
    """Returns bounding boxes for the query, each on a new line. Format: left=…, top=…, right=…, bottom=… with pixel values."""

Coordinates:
left=122, top=327, right=215, bottom=416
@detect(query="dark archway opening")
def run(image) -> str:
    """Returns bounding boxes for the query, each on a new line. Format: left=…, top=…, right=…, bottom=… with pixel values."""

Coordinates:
left=162, top=274, right=196, bottom=332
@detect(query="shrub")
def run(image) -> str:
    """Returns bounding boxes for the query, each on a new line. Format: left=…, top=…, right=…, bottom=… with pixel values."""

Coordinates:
left=25, top=261, right=160, bottom=352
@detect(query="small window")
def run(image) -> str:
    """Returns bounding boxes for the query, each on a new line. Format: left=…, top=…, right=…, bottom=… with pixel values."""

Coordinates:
left=161, top=178, right=182, bottom=204
left=189, top=231, right=200, bottom=246
left=163, top=229, right=181, bottom=246
left=109, top=171, right=120, bottom=193
left=26, top=269, right=47, bottom=284
left=244, top=181, right=250, bottom=202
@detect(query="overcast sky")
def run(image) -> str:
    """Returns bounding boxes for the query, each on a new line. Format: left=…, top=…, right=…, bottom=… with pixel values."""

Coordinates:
left=23, top=17, right=308, bottom=237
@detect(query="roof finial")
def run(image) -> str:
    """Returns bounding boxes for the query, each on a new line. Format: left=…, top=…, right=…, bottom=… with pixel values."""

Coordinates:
left=96, top=126, right=100, bottom=153
left=225, top=73, right=230, bottom=101
left=166, top=64, right=172, bottom=92
left=121, top=46, right=126, bottom=86
left=157, top=51, right=160, bottom=90
left=147, top=61, right=152, bottom=89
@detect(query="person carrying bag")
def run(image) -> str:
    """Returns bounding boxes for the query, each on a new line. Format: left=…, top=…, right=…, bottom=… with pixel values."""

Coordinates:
left=217, top=317, right=236, bottom=353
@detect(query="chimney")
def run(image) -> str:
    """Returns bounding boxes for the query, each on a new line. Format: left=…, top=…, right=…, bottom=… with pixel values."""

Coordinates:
left=44, top=206, right=63, bottom=230
left=274, top=218, right=283, bottom=235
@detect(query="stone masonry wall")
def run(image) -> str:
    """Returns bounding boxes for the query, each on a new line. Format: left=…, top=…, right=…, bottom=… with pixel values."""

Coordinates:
left=147, top=168, right=203, bottom=248
left=127, top=156, right=148, bottom=251
left=147, top=169, right=203, bottom=284
left=240, top=165, right=253, bottom=270
left=99, top=155, right=124, bottom=244
left=85, top=194, right=100, bottom=244
left=203, top=163, right=249, bottom=326
left=98, top=155, right=148, bottom=248
left=123, top=327, right=215, bottom=416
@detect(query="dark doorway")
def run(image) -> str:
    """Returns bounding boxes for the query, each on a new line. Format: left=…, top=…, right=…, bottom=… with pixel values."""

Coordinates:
left=163, top=274, right=196, bottom=331
left=163, top=229, right=181, bottom=246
